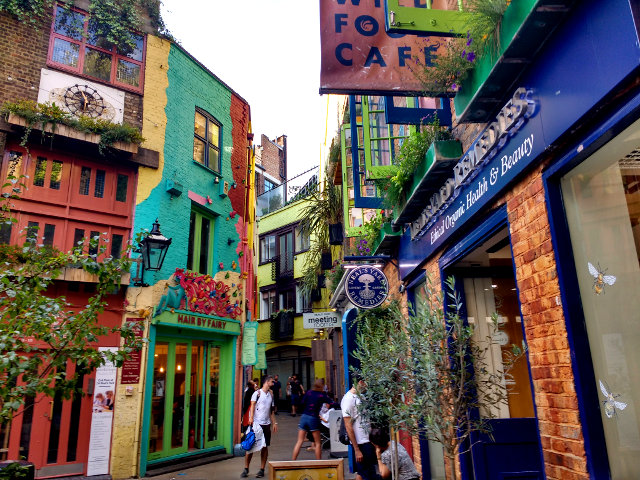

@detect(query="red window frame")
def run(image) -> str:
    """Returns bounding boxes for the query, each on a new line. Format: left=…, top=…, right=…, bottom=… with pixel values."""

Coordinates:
left=47, top=4, right=146, bottom=94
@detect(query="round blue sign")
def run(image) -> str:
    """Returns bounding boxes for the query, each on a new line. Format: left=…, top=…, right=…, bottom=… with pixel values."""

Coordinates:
left=344, top=266, right=388, bottom=309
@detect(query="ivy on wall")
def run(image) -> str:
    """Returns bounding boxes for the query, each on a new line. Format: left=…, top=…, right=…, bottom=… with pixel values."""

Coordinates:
left=0, top=0, right=169, bottom=54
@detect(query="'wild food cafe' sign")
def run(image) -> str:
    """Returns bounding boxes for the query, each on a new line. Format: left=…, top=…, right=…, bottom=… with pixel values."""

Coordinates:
left=399, top=88, right=543, bottom=279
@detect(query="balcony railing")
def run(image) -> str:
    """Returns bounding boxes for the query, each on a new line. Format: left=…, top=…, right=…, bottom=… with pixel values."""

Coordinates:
left=256, top=167, right=319, bottom=218
left=271, top=254, right=294, bottom=281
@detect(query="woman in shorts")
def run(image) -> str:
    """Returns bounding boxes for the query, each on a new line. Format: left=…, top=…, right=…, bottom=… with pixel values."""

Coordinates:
left=291, top=379, right=331, bottom=460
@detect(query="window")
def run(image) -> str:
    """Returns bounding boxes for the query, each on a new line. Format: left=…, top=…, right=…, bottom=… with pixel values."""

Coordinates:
left=560, top=121, right=640, bottom=478
left=193, top=109, right=221, bottom=172
left=187, top=209, right=215, bottom=274
left=260, top=234, right=276, bottom=263
left=264, top=178, right=276, bottom=192
left=294, top=224, right=310, bottom=252
left=296, top=284, right=310, bottom=314
left=49, top=5, right=145, bottom=91
left=261, top=290, right=277, bottom=320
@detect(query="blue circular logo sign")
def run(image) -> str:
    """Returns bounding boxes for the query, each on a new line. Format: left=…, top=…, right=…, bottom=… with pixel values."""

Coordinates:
left=345, top=266, right=388, bottom=309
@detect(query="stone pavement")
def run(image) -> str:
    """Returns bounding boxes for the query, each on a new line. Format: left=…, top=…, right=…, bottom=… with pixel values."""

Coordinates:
left=141, top=412, right=355, bottom=480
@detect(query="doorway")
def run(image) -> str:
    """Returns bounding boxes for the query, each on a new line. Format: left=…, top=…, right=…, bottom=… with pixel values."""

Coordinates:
left=443, top=222, right=543, bottom=480
left=148, top=339, right=221, bottom=461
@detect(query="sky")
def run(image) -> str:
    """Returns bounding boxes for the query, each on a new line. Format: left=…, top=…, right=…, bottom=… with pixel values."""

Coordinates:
left=160, top=0, right=327, bottom=179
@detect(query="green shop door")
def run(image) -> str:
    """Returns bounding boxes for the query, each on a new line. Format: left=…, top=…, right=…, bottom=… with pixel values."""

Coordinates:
left=148, top=339, right=221, bottom=460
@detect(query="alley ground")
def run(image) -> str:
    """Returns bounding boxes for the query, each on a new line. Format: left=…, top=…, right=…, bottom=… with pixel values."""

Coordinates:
left=141, top=412, right=355, bottom=480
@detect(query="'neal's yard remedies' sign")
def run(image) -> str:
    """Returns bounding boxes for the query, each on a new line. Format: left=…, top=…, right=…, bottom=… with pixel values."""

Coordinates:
left=409, top=88, right=536, bottom=239
left=345, top=266, right=388, bottom=309
left=303, top=312, right=341, bottom=329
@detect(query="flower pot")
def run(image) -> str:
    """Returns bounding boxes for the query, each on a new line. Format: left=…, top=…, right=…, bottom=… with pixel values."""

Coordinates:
left=321, top=252, right=333, bottom=270
left=328, top=223, right=344, bottom=245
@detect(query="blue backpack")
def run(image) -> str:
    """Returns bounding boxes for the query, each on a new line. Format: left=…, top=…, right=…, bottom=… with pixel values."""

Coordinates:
left=241, top=426, right=256, bottom=451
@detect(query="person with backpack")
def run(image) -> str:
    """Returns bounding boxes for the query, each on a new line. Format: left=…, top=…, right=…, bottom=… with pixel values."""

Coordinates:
left=341, top=377, right=377, bottom=480
left=241, top=376, right=278, bottom=478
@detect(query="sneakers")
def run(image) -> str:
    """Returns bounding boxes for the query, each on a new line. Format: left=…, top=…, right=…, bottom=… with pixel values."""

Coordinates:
left=240, top=468, right=249, bottom=478
left=256, top=468, right=265, bottom=478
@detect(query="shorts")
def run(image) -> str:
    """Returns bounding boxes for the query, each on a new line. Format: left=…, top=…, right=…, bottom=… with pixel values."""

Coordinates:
left=259, top=424, right=272, bottom=447
left=354, top=442, right=377, bottom=480
left=291, top=394, right=300, bottom=406
left=298, top=414, right=320, bottom=432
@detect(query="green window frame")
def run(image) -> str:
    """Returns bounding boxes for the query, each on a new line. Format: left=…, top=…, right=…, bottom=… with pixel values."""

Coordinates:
left=187, top=209, right=216, bottom=274
left=362, top=95, right=416, bottom=180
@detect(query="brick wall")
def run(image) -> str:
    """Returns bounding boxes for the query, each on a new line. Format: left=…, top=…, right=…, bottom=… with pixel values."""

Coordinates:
left=0, top=12, right=50, bottom=106
left=257, top=133, right=286, bottom=183
left=229, top=93, right=250, bottom=216
left=505, top=163, right=588, bottom=480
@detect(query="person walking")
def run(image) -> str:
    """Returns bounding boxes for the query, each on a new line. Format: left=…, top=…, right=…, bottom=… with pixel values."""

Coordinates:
left=271, top=375, right=282, bottom=414
left=369, top=427, right=420, bottom=480
left=341, top=377, right=377, bottom=480
left=286, top=376, right=292, bottom=412
left=241, top=376, right=278, bottom=478
left=289, top=374, right=304, bottom=416
left=291, top=379, right=332, bottom=460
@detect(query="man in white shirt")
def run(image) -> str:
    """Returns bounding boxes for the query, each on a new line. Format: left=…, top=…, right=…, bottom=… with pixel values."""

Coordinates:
left=341, top=378, right=376, bottom=480
left=241, top=375, right=278, bottom=478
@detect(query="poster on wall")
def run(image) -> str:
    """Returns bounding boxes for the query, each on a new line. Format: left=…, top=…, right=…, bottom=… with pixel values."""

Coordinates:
left=242, top=321, right=258, bottom=366
left=319, top=0, right=446, bottom=94
left=86, top=347, right=118, bottom=476
left=255, top=343, right=267, bottom=371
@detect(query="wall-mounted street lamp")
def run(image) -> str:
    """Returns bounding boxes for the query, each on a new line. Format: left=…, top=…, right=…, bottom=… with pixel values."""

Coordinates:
left=133, top=219, right=172, bottom=286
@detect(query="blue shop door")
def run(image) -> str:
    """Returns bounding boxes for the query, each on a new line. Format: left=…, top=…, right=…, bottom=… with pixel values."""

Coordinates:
left=460, top=275, right=543, bottom=480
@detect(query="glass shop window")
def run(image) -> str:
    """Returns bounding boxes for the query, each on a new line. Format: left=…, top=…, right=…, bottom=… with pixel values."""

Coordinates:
left=561, top=118, right=640, bottom=478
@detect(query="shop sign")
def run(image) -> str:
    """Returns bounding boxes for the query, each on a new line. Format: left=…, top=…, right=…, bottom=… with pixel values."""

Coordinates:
left=303, top=311, right=341, bottom=329
left=120, top=318, right=144, bottom=385
left=319, top=0, right=446, bottom=94
left=153, top=310, right=241, bottom=335
left=410, top=88, right=535, bottom=239
left=345, top=266, right=389, bottom=309
left=255, top=343, right=267, bottom=370
left=398, top=87, right=544, bottom=279
left=242, top=321, right=258, bottom=366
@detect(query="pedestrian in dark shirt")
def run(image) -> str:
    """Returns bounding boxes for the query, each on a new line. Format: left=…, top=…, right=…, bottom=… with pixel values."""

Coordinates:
left=242, top=380, right=256, bottom=427
left=291, top=379, right=332, bottom=460
left=271, top=375, right=282, bottom=414
left=289, top=374, right=304, bottom=416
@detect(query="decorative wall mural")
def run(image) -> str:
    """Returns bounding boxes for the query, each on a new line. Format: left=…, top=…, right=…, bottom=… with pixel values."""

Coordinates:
left=154, top=268, right=242, bottom=319
left=599, top=380, right=627, bottom=418
left=588, top=262, right=616, bottom=295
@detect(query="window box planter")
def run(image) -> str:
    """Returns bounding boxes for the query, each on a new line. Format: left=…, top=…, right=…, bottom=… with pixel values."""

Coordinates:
left=454, top=0, right=574, bottom=123
left=392, top=140, right=463, bottom=228
left=372, top=221, right=402, bottom=256
left=328, top=223, right=344, bottom=245
left=7, top=113, right=139, bottom=154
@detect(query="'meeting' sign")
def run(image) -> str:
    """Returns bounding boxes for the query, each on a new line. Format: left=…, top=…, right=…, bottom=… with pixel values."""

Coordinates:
left=303, top=312, right=341, bottom=329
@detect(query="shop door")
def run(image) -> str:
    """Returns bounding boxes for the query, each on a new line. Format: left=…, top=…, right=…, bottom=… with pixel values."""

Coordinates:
left=8, top=365, right=93, bottom=477
left=148, top=339, right=221, bottom=461
left=446, top=227, right=543, bottom=480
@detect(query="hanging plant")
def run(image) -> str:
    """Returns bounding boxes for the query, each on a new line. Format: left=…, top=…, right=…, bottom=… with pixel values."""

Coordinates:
left=412, top=0, right=511, bottom=96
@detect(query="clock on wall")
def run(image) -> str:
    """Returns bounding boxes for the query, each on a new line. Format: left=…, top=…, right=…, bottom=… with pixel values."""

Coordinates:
left=63, top=84, right=107, bottom=118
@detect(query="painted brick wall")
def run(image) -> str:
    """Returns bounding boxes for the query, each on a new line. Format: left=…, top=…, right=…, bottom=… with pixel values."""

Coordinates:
left=0, top=12, right=49, bottom=106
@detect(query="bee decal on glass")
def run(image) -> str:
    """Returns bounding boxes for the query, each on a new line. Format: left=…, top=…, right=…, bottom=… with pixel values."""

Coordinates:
left=588, top=262, right=616, bottom=295
left=599, top=380, right=627, bottom=418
